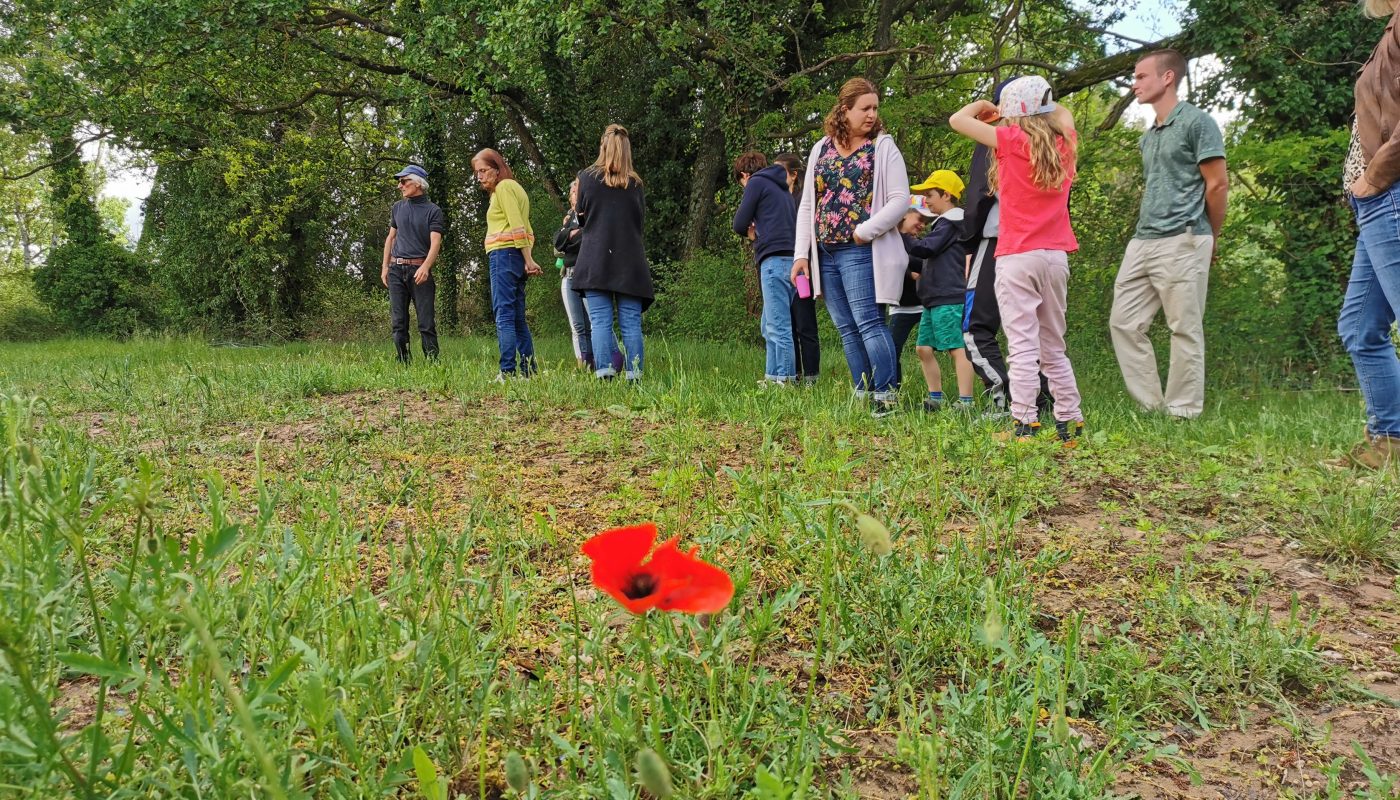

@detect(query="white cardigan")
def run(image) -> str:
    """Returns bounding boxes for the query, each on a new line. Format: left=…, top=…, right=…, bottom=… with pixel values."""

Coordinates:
left=793, top=133, right=911, bottom=305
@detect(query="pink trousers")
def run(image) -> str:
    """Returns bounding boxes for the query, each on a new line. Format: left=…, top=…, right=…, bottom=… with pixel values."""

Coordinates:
left=994, top=249, right=1083, bottom=424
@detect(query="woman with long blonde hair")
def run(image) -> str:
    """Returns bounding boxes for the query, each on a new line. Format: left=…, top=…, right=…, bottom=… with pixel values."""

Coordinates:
left=570, top=125, right=654, bottom=381
left=790, top=77, right=910, bottom=416
left=949, top=75, right=1084, bottom=444
left=1334, top=0, right=1400, bottom=468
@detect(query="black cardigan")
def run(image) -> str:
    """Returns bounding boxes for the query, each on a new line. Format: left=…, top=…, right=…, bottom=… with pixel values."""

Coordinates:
left=553, top=209, right=582, bottom=269
left=570, top=169, right=654, bottom=308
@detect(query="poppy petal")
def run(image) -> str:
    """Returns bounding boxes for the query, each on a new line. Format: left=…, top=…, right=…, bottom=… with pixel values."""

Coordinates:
left=584, top=524, right=660, bottom=613
left=646, top=540, right=735, bottom=614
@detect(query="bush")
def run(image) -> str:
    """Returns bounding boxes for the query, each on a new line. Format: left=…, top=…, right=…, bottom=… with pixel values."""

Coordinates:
left=32, top=240, right=151, bottom=337
left=650, top=247, right=761, bottom=343
left=0, top=271, right=63, bottom=341
left=306, top=275, right=389, bottom=341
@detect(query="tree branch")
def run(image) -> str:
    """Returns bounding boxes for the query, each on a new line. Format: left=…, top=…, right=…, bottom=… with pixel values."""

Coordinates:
left=1, top=130, right=112, bottom=181
left=1055, top=28, right=1203, bottom=96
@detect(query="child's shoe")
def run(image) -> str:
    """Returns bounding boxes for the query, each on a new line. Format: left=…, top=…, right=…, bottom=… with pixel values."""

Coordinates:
left=1055, top=419, right=1084, bottom=448
left=1013, top=420, right=1040, bottom=441
left=922, top=396, right=942, bottom=413
left=871, top=396, right=899, bottom=419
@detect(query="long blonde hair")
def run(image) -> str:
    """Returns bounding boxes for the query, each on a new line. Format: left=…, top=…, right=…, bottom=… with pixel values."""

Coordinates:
left=1362, top=0, right=1395, bottom=18
left=588, top=124, right=642, bottom=189
left=987, top=114, right=1076, bottom=195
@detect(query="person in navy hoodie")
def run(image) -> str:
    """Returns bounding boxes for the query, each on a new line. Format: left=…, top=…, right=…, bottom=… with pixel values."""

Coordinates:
left=732, top=151, right=800, bottom=385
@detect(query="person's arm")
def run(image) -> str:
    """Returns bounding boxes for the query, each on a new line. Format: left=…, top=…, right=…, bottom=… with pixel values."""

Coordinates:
left=732, top=182, right=761, bottom=237
left=791, top=142, right=821, bottom=283
left=381, top=228, right=396, bottom=287
left=1048, top=103, right=1076, bottom=138
left=1200, top=158, right=1228, bottom=261
left=500, top=181, right=542, bottom=275
left=902, top=218, right=958, bottom=259
left=949, top=100, right=999, bottom=149
left=415, top=231, right=442, bottom=285
left=854, top=137, right=910, bottom=243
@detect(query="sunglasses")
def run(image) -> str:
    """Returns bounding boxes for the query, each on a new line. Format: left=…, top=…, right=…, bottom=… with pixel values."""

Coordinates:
left=397, top=178, right=413, bottom=185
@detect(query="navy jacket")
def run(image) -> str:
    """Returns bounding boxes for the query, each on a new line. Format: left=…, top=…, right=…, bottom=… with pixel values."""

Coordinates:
left=732, top=164, right=797, bottom=266
left=903, top=211, right=966, bottom=308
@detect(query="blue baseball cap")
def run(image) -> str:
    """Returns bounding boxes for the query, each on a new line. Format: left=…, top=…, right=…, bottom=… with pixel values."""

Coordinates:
left=394, top=165, right=428, bottom=180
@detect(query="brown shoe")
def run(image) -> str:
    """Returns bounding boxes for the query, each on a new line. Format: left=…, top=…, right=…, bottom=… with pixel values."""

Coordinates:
left=1331, top=434, right=1400, bottom=470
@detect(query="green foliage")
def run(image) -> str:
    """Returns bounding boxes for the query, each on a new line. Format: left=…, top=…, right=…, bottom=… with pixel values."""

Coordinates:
left=0, top=271, right=60, bottom=341
left=32, top=240, right=149, bottom=336
left=650, top=248, right=760, bottom=344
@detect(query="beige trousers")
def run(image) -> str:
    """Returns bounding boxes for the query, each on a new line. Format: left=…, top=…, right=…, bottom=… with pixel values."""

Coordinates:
left=1109, top=233, right=1213, bottom=418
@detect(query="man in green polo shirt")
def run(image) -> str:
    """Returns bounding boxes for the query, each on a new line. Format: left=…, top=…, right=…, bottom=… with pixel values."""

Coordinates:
left=1110, top=49, right=1230, bottom=419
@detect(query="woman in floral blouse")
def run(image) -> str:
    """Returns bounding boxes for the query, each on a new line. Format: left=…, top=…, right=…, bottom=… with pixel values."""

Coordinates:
left=792, top=77, right=911, bottom=417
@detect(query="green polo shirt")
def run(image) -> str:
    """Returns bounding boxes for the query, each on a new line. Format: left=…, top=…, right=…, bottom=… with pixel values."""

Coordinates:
left=1134, top=101, right=1226, bottom=240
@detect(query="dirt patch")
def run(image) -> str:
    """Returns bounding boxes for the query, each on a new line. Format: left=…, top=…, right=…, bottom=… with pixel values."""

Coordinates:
left=1017, top=478, right=1400, bottom=797
left=1116, top=706, right=1400, bottom=798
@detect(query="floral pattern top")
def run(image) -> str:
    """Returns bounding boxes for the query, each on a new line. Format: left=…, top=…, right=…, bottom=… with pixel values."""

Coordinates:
left=814, top=139, right=875, bottom=244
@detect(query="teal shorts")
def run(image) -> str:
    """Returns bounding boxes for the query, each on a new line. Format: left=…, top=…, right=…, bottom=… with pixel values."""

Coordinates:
left=917, top=304, right=965, bottom=351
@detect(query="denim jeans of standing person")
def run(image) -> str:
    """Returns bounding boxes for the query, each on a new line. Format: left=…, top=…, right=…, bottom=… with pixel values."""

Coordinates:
left=387, top=262, right=438, bottom=362
left=489, top=248, right=536, bottom=376
left=584, top=291, right=645, bottom=379
left=760, top=255, right=797, bottom=382
left=1339, top=182, right=1400, bottom=438
left=818, top=242, right=897, bottom=397
left=560, top=271, right=594, bottom=368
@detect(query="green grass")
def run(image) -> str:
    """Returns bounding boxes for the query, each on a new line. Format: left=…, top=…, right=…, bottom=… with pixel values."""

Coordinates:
left=0, top=334, right=1396, bottom=799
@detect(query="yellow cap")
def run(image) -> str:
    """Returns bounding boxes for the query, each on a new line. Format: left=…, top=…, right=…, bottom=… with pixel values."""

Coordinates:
left=910, top=169, right=965, bottom=200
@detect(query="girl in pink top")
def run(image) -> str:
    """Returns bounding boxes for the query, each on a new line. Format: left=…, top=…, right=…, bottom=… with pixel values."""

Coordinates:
left=949, top=76, right=1084, bottom=443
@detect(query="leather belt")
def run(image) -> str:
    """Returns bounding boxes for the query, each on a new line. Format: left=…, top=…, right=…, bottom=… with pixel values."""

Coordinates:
left=392, top=257, right=427, bottom=266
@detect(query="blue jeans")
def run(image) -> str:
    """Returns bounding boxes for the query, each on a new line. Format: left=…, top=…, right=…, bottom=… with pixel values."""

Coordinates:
left=560, top=271, right=594, bottom=368
left=1341, top=183, right=1400, bottom=438
left=819, top=243, right=897, bottom=394
left=760, top=255, right=797, bottom=381
left=585, top=291, right=644, bottom=379
left=489, top=249, right=536, bottom=375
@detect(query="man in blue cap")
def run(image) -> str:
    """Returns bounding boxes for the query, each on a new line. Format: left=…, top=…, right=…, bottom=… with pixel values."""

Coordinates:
left=381, top=164, right=445, bottom=362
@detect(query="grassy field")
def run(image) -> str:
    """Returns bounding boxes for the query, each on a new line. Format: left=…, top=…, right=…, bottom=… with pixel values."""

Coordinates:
left=0, top=335, right=1398, bottom=799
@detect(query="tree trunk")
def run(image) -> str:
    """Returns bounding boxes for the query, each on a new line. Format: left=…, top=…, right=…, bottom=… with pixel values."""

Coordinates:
left=423, top=118, right=460, bottom=332
left=682, top=103, right=727, bottom=261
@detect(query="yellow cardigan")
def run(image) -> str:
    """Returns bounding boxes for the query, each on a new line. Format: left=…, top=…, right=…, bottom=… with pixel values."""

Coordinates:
left=484, top=179, right=534, bottom=252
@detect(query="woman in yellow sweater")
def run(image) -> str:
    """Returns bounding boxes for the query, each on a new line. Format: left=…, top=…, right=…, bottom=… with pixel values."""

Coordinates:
left=474, top=149, right=543, bottom=378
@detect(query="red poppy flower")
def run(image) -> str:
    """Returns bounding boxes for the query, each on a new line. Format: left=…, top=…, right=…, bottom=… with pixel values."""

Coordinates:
left=581, top=523, right=734, bottom=615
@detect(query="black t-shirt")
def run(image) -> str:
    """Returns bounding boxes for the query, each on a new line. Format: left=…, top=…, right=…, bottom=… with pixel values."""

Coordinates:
left=389, top=196, right=446, bottom=259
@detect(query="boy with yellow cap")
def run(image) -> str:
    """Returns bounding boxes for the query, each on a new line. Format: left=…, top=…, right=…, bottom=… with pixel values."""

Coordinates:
left=904, top=170, right=976, bottom=411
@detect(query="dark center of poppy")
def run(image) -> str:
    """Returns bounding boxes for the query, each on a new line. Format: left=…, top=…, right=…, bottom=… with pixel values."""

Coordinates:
left=622, top=572, right=658, bottom=600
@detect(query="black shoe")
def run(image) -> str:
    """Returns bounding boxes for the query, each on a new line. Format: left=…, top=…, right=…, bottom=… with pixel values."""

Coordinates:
left=1055, top=420, right=1083, bottom=446
left=872, top=398, right=899, bottom=419
left=1013, top=421, right=1041, bottom=440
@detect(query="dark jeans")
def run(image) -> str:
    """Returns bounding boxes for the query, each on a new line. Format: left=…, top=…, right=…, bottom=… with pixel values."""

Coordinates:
left=387, top=262, right=438, bottom=362
left=489, top=248, right=536, bottom=375
left=887, top=309, right=921, bottom=389
left=791, top=296, right=820, bottom=380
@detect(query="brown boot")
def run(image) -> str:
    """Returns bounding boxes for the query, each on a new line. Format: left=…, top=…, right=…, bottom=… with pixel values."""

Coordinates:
left=1332, top=433, right=1400, bottom=470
